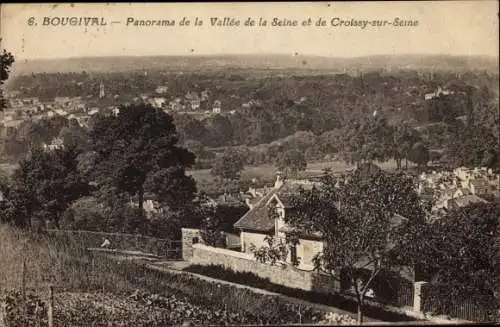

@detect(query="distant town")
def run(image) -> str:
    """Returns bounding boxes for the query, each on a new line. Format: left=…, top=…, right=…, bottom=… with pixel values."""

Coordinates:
left=0, top=53, right=498, bottom=326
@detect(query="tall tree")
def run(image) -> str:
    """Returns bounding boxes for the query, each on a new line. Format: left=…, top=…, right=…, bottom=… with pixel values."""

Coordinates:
left=210, top=148, right=245, bottom=189
left=0, top=146, right=90, bottom=228
left=89, top=103, right=196, bottom=211
left=276, top=149, right=307, bottom=178
left=412, top=203, right=500, bottom=321
left=341, top=115, right=394, bottom=166
left=407, top=142, right=429, bottom=170
left=392, top=122, right=421, bottom=169
left=0, top=47, right=15, bottom=111
left=288, top=171, right=425, bottom=323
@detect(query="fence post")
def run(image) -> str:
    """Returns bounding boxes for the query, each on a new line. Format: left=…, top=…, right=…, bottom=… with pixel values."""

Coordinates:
left=48, top=285, right=54, bottom=327
left=21, top=258, right=26, bottom=316
left=413, top=281, right=427, bottom=313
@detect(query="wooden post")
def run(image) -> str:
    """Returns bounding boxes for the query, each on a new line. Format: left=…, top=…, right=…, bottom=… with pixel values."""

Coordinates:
left=48, top=285, right=54, bottom=327
left=21, top=259, right=26, bottom=316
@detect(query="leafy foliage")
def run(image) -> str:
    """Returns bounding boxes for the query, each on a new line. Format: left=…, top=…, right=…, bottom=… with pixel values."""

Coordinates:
left=288, top=170, right=425, bottom=323
left=89, top=103, right=196, bottom=211
left=0, top=146, right=90, bottom=228
left=2, top=289, right=48, bottom=327
left=412, top=202, right=500, bottom=320
left=0, top=47, right=15, bottom=111
left=249, top=235, right=291, bottom=267
left=210, top=148, right=245, bottom=182
left=276, top=149, right=307, bottom=178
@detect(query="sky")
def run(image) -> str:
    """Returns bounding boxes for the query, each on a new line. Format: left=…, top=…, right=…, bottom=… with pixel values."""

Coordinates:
left=1, top=2, right=498, bottom=60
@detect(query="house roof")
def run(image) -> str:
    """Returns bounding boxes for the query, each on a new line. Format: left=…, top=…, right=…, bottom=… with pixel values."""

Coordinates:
left=233, top=180, right=315, bottom=232
left=450, top=194, right=488, bottom=208
left=233, top=188, right=278, bottom=232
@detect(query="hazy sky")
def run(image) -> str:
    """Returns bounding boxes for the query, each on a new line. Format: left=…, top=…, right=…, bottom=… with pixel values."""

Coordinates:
left=1, top=2, right=498, bottom=60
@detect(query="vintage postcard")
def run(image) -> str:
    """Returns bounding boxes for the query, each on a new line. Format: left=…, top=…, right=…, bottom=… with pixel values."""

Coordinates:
left=0, top=2, right=498, bottom=326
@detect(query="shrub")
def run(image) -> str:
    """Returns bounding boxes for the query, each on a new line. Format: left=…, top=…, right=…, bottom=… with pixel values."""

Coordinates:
left=2, top=289, right=48, bottom=327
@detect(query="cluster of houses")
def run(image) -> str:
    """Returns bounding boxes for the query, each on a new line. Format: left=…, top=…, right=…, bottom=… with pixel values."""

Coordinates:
left=424, top=86, right=455, bottom=100
left=142, top=89, right=223, bottom=115
left=417, top=167, right=499, bottom=217
left=186, top=164, right=500, bottom=271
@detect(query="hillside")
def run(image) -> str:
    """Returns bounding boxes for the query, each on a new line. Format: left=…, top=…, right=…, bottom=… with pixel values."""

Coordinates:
left=10, top=54, right=499, bottom=76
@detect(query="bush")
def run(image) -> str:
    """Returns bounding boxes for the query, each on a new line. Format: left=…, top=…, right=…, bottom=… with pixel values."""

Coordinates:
left=2, top=289, right=48, bottom=327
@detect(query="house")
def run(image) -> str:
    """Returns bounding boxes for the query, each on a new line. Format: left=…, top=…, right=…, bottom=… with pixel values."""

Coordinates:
left=155, top=85, right=168, bottom=94
left=43, top=137, right=64, bottom=151
left=201, top=89, right=210, bottom=102
left=169, top=98, right=183, bottom=111
left=185, top=92, right=201, bottom=110
left=234, top=170, right=413, bottom=272
left=87, top=107, right=100, bottom=116
left=54, top=109, right=69, bottom=117
left=212, top=100, right=222, bottom=113
left=424, top=86, right=454, bottom=100
left=234, top=174, right=324, bottom=270
left=150, top=97, right=167, bottom=108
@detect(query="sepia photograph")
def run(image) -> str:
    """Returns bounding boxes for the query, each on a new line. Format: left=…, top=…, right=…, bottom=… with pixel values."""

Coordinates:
left=0, top=2, right=498, bottom=326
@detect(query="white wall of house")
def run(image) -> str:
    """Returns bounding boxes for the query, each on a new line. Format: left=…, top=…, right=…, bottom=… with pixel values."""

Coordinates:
left=240, top=231, right=269, bottom=254
left=296, top=238, right=323, bottom=270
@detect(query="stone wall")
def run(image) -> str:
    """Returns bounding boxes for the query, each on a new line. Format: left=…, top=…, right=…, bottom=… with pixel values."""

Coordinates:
left=190, top=243, right=340, bottom=293
left=181, top=228, right=203, bottom=260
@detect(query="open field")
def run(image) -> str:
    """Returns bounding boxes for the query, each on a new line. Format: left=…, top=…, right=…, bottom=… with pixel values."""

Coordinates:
left=188, top=159, right=416, bottom=190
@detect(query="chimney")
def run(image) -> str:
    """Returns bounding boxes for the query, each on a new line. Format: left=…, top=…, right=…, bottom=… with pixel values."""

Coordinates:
left=274, top=171, right=284, bottom=189
left=244, top=198, right=253, bottom=210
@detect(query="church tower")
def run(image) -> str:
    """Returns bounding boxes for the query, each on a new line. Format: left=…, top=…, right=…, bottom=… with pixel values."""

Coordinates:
left=99, top=82, right=105, bottom=99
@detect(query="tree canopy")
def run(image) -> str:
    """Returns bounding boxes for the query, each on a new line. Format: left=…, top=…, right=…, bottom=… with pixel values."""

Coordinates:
left=0, top=146, right=90, bottom=228
left=411, top=202, right=500, bottom=320
left=89, top=103, right=196, bottom=210
left=288, top=170, right=425, bottom=323
left=0, top=47, right=15, bottom=111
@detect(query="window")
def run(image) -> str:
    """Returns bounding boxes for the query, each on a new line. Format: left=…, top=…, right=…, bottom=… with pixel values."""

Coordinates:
left=192, top=237, right=199, bottom=244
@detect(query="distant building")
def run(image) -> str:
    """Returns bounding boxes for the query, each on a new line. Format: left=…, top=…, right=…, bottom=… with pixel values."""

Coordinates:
left=201, top=89, right=210, bottom=102
left=99, top=82, right=105, bottom=99
left=424, top=86, right=454, bottom=100
left=212, top=100, right=222, bottom=113
left=54, top=109, right=69, bottom=117
left=185, top=92, right=201, bottom=110
left=88, top=107, right=100, bottom=116
left=150, top=97, right=167, bottom=109
left=43, top=137, right=64, bottom=151
left=155, top=85, right=168, bottom=94
left=169, top=98, right=183, bottom=111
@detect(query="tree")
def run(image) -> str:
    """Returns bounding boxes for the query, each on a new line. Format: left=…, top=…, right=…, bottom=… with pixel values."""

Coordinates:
left=276, top=149, right=307, bottom=178
left=446, top=121, right=499, bottom=170
left=0, top=47, right=15, bottom=111
left=205, top=114, right=234, bottom=147
left=89, top=103, right=196, bottom=211
left=288, top=171, right=425, bottom=323
left=413, top=203, right=500, bottom=321
left=392, top=122, right=421, bottom=169
left=0, top=146, right=90, bottom=228
left=60, top=196, right=105, bottom=231
left=183, top=139, right=205, bottom=159
left=341, top=115, right=394, bottom=166
left=27, top=116, right=69, bottom=148
left=58, top=120, right=90, bottom=151
left=407, top=142, right=429, bottom=169
left=210, top=148, right=245, bottom=187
